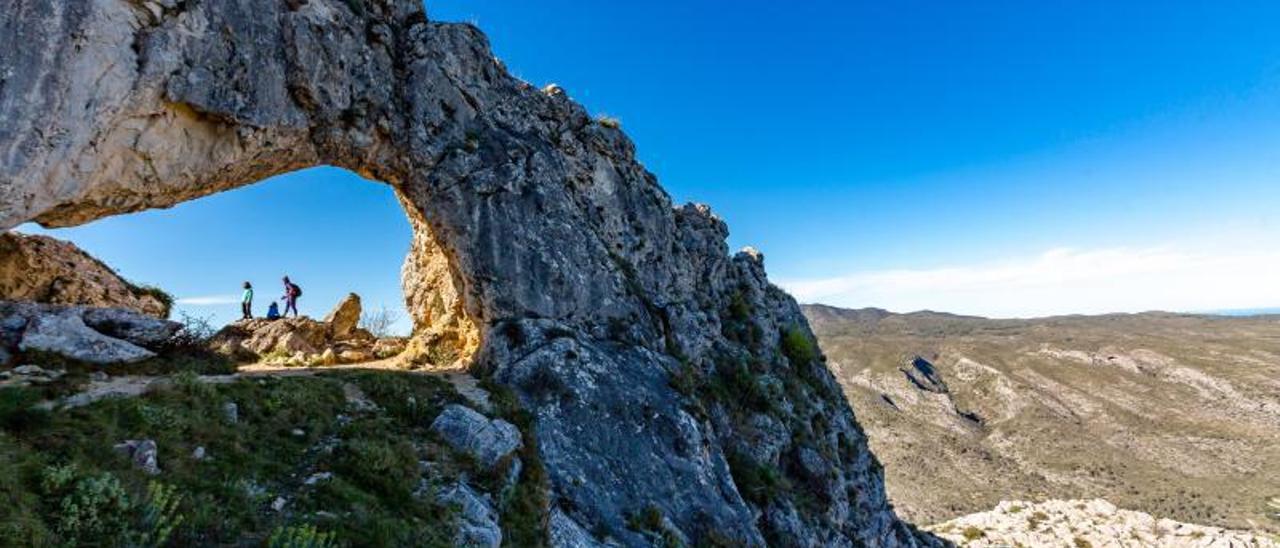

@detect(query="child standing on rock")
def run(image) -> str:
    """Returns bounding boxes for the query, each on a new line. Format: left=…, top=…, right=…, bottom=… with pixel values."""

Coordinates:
left=241, top=282, right=253, bottom=320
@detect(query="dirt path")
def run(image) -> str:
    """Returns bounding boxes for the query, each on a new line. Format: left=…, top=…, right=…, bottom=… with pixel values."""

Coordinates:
left=38, top=358, right=479, bottom=411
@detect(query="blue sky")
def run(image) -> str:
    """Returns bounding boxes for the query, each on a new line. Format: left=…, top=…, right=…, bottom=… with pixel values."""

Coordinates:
left=19, top=0, right=1280, bottom=325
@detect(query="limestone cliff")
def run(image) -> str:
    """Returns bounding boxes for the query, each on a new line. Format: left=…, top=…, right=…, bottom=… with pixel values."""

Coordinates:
left=0, top=232, right=171, bottom=318
left=0, top=1, right=936, bottom=545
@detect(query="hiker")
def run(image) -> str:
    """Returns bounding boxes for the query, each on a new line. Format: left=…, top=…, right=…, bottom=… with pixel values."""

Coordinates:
left=266, top=301, right=281, bottom=320
left=281, top=276, right=302, bottom=317
left=241, top=281, right=253, bottom=320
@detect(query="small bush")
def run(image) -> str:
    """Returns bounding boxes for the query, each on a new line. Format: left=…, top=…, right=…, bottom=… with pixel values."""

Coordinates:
left=626, top=504, right=664, bottom=532
left=1073, top=537, right=1092, bottom=548
left=131, top=284, right=175, bottom=318
left=961, top=526, right=984, bottom=541
left=267, top=524, right=337, bottom=548
left=135, top=482, right=184, bottom=546
left=597, top=115, right=621, bottom=129
left=359, top=306, right=403, bottom=338
left=47, top=470, right=134, bottom=543
left=333, top=438, right=419, bottom=504
left=780, top=327, right=817, bottom=367
left=726, top=451, right=787, bottom=506
left=0, top=386, right=50, bottom=433
left=668, top=360, right=700, bottom=397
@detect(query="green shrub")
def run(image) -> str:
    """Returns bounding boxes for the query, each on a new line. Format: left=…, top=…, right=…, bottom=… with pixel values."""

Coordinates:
left=780, top=327, right=817, bottom=367
left=46, top=469, right=134, bottom=543
left=479, top=380, right=550, bottom=546
left=268, top=524, right=337, bottom=548
left=135, top=482, right=184, bottom=547
left=962, top=526, right=984, bottom=541
left=0, top=386, right=50, bottom=433
left=726, top=451, right=786, bottom=506
left=332, top=438, right=419, bottom=504
left=668, top=360, right=700, bottom=397
left=626, top=504, right=664, bottom=532
left=597, top=115, right=621, bottom=129
left=130, top=284, right=175, bottom=318
left=1073, top=537, right=1092, bottom=548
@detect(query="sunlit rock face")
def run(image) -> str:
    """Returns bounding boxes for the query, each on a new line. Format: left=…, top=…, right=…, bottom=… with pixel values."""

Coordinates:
left=0, top=1, right=939, bottom=544
left=0, top=232, right=171, bottom=318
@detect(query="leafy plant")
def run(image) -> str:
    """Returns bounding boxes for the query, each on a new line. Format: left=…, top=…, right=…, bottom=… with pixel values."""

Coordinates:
left=134, top=482, right=184, bottom=547
left=47, top=470, right=134, bottom=543
left=597, top=115, right=621, bottom=129
left=780, top=327, right=818, bottom=367
left=267, top=524, right=337, bottom=548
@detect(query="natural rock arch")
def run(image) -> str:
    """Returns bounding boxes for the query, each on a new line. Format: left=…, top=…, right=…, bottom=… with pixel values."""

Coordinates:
left=0, top=0, right=671, bottom=363
left=0, top=1, right=938, bottom=545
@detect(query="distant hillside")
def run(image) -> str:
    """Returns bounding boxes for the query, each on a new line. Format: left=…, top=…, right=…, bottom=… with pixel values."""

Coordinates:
left=804, top=304, right=1280, bottom=533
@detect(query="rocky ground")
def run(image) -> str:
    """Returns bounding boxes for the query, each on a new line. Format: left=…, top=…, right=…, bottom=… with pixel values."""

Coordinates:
left=805, top=305, right=1280, bottom=535
left=929, top=499, right=1278, bottom=547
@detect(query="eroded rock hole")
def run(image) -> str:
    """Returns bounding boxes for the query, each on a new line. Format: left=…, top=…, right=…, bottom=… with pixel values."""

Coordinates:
left=8, top=166, right=477, bottom=369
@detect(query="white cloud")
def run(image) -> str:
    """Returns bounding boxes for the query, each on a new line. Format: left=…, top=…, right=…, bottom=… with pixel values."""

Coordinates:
left=778, top=246, right=1280, bottom=318
left=176, top=294, right=242, bottom=306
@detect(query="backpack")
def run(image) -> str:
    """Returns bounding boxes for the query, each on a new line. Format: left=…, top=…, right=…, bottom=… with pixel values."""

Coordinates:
left=290, top=283, right=302, bottom=298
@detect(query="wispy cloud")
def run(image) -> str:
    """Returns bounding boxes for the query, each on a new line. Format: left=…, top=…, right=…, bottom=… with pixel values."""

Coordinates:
left=778, top=246, right=1280, bottom=318
left=176, top=294, right=241, bottom=306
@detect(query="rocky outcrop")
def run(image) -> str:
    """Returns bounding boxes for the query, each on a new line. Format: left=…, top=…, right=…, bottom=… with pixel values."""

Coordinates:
left=113, top=439, right=161, bottom=476
left=429, top=404, right=522, bottom=469
left=323, top=293, right=362, bottom=339
left=208, top=293, right=408, bottom=366
left=436, top=482, right=503, bottom=548
left=0, top=301, right=180, bottom=365
left=0, top=232, right=170, bottom=318
left=0, top=1, right=933, bottom=545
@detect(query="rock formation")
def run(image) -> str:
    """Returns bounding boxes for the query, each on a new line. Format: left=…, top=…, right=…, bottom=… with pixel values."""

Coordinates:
left=323, top=293, right=362, bottom=339
left=0, top=232, right=171, bottom=318
left=0, top=1, right=934, bottom=544
left=0, top=301, right=180, bottom=365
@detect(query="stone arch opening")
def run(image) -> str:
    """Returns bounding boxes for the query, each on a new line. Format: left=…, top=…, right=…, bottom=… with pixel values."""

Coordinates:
left=20, top=164, right=479, bottom=366
left=0, top=0, right=692, bottom=371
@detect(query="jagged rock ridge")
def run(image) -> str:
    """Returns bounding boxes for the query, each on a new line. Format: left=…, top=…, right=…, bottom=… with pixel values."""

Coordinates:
left=0, top=1, right=935, bottom=544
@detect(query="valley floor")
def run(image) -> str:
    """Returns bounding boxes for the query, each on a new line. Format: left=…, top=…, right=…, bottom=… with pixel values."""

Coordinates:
left=805, top=306, right=1280, bottom=535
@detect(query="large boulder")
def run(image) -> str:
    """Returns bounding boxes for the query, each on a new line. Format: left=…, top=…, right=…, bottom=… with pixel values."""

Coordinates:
left=210, top=317, right=331, bottom=359
left=323, top=293, right=362, bottom=339
left=0, top=301, right=179, bottom=364
left=429, top=404, right=522, bottom=469
left=435, top=482, right=502, bottom=548
left=82, top=307, right=182, bottom=347
left=0, top=232, right=170, bottom=318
